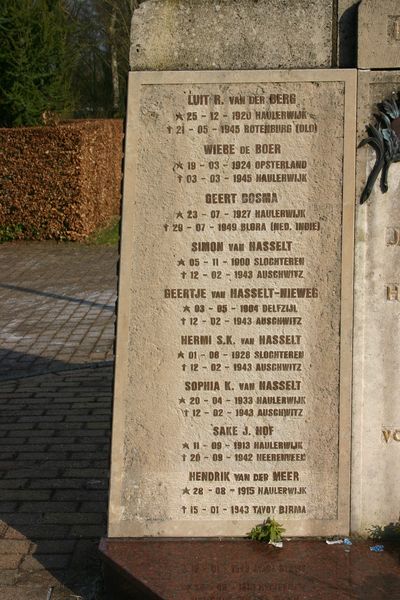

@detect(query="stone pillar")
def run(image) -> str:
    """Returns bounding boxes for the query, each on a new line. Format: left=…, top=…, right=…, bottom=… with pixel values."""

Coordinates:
left=352, top=0, right=400, bottom=534
left=111, top=0, right=355, bottom=540
left=99, top=1, right=400, bottom=597
left=130, top=0, right=336, bottom=71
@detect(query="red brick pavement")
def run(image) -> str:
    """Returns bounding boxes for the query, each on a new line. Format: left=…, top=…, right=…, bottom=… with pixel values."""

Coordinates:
left=0, top=367, right=112, bottom=599
left=0, top=242, right=117, bottom=381
left=0, top=242, right=116, bottom=599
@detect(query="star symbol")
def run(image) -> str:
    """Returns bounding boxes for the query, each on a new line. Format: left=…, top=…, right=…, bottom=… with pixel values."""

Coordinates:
left=178, top=259, right=185, bottom=266
left=183, top=442, right=189, bottom=449
left=182, top=487, right=190, bottom=495
left=178, top=351, right=184, bottom=358
left=179, top=397, right=186, bottom=404
left=173, top=161, right=184, bottom=173
left=183, top=305, right=190, bottom=312
left=176, top=211, right=183, bottom=219
left=176, top=113, right=184, bottom=121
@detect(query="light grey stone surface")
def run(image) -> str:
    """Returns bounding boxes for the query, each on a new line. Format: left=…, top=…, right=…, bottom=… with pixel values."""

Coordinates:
left=109, top=69, right=356, bottom=538
left=352, top=70, right=400, bottom=534
left=358, top=0, right=400, bottom=68
left=130, top=0, right=334, bottom=71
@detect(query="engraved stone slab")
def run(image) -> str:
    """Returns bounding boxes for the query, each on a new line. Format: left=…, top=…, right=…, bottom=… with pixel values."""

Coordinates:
left=109, top=70, right=356, bottom=538
left=353, top=70, right=400, bottom=533
left=358, top=0, right=400, bottom=69
left=130, top=0, right=334, bottom=71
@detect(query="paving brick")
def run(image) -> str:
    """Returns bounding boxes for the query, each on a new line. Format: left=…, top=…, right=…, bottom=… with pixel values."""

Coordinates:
left=0, top=555, right=22, bottom=569
left=0, top=423, right=33, bottom=431
left=5, top=469, right=59, bottom=479
left=0, top=522, right=7, bottom=537
left=40, top=393, right=76, bottom=400
left=75, top=430, right=110, bottom=439
left=13, top=430, right=55, bottom=438
left=37, top=422, right=83, bottom=430
left=85, top=422, right=110, bottom=430
left=70, top=538, right=100, bottom=568
left=0, top=480, right=28, bottom=490
left=75, top=436, right=110, bottom=445
left=0, top=540, right=30, bottom=554
left=20, top=554, right=70, bottom=571
left=0, top=569, right=18, bottom=585
left=18, top=502, right=78, bottom=513
left=68, top=525, right=106, bottom=538
left=79, top=501, right=107, bottom=512
left=79, top=404, right=112, bottom=411
left=1, top=410, right=41, bottom=418
left=0, top=491, right=51, bottom=501
left=86, top=479, right=108, bottom=490
left=29, top=479, right=82, bottom=490
left=45, top=408, right=81, bottom=415
left=64, top=468, right=108, bottom=478
left=30, top=540, right=75, bottom=554
left=3, top=527, right=28, bottom=540
left=42, top=513, right=104, bottom=525
left=53, top=490, right=108, bottom=501
left=70, top=453, right=106, bottom=461
left=47, top=444, right=98, bottom=452
left=0, top=417, right=17, bottom=424
left=2, top=514, right=44, bottom=526
left=0, top=503, right=18, bottom=513
left=37, top=460, right=93, bottom=469
left=0, top=438, right=27, bottom=445
left=66, top=415, right=110, bottom=422
left=4, top=525, right=69, bottom=539
left=1, top=445, right=47, bottom=453
left=27, top=437, right=67, bottom=445
left=18, top=416, right=64, bottom=423
left=17, top=452, right=68, bottom=461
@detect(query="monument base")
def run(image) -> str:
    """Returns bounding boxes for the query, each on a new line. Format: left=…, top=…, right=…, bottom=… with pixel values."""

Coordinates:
left=99, top=537, right=400, bottom=599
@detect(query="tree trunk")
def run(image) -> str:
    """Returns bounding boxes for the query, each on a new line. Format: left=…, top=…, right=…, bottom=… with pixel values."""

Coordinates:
left=109, top=5, right=120, bottom=115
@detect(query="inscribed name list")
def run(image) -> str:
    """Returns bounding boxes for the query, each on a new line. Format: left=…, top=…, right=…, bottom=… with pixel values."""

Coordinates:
left=109, top=70, right=355, bottom=537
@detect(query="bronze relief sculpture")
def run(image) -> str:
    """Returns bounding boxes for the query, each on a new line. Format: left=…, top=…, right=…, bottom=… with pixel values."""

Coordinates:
left=360, top=93, right=400, bottom=204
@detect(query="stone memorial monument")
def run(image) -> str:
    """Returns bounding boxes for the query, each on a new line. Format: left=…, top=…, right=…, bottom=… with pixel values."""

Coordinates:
left=100, top=1, right=400, bottom=597
left=108, top=68, right=355, bottom=540
left=353, top=0, right=400, bottom=535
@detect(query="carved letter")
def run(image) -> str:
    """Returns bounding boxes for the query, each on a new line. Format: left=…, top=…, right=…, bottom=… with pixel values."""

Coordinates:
left=382, top=429, right=392, bottom=443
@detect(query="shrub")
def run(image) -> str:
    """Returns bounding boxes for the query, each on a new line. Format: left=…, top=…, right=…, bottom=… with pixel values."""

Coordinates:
left=0, top=119, right=123, bottom=241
